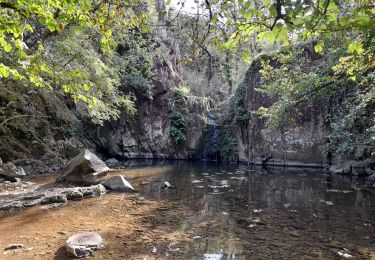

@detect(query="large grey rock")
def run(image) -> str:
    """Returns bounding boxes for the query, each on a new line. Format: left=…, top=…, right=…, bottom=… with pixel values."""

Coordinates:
left=56, top=150, right=110, bottom=185
left=102, top=175, right=135, bottom=192
left=65, top=232, right=103, bottom=258
left=0, top=162, right=26, bottom=182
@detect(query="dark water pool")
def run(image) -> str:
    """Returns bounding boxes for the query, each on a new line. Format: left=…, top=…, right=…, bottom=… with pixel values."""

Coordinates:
left=139, top=161, right=375, bottom=259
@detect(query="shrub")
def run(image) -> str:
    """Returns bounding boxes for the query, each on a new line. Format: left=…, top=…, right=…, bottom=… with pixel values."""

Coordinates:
left=122, top=74, right=154, bottom=100
left=174, top=86, right=190, bottom=101
left=170, top=112, right=186, bottom=143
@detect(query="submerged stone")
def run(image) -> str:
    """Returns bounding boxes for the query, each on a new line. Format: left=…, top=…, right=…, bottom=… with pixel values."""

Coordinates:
left=65, top=232, right=103, bottom=258
left=105, top=158, right=119, bottom=166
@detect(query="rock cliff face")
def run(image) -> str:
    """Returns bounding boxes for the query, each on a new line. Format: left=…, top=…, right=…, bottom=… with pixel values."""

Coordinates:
left=92, top=37, right=212, bottom=160
left=227, top=52, right=374, bottom=170
left=231, top=59, right=328, bottom=167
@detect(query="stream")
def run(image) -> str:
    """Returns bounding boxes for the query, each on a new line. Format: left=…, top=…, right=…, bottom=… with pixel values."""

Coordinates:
left=0, top=161, right=374, bottom=259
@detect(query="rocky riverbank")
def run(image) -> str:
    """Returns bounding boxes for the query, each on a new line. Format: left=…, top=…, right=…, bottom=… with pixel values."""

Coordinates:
left=0, top=150, right=137, bottom=216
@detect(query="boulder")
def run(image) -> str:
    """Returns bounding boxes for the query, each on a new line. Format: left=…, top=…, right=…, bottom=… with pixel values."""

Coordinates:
left=65, top=232, right=103, bottom=258
left=102, top=176, right=135, bottom=192
left=56, top=150, right=110, bottom=185
left=0, top=162, right=26, bottom=182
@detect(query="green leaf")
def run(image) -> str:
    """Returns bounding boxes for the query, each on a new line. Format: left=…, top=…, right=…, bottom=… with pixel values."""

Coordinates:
left=47, top=21, right=57, bottom=31
left=347, top=42, right=363, bottom=54
left=258, top=31, right=272, bottom=42
left=269, top=4, right=277, bottom=17
left=242, top=50, right=252, bottom=63
left=0, top=37, right=12, bottom=53
left=83, top=84, right=91, bottom=91
left=244, top=11, right=251, bottom=21
left=314, top=40, right=324, bottom=53
left=0, top=63, right=10, bottom=78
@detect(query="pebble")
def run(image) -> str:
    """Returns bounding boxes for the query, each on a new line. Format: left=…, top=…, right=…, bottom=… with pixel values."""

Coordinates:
left=4, top=244, right=23, bottom=250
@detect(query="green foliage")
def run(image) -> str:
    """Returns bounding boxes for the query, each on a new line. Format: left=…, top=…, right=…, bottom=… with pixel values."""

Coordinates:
left=255, top=38, right=374, bottom=158
left=324, top=73, right=375, bottom=159
left=229, top=81, right=250, bottom=125
left=170, top=112, right=186, bottom=143
left=214, top=0, right=373, bottom=51
left=114, top=28, right=171, bottom=102
left=219, top=126, right=237, bottom=160
left=235, top=108, right=250, bottom=125
left=42, top=27, right=136, bottom=124
left=0, top=0, right=148, bottom=115
left=123, top=74, right=153, bottom=100
left=21, top=129, right=35, bottom=141
left=206, top=0, right=374, bottom=93
left=174, top=86, right=190, bottom=101
left=164, top=6, right=248, bottom=99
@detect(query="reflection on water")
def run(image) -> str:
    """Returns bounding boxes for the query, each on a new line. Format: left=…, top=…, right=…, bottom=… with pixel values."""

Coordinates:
left=0, top=161, right=374, bottom=259
left=140, top=161, right=375, bottom=259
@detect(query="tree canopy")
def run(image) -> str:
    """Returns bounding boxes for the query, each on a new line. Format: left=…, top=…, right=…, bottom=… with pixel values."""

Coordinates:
left=0, top=0, right=149, bottom=113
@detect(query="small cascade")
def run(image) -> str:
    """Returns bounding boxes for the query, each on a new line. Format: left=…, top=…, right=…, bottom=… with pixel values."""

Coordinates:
left=201, top=112, right=221, bottom=161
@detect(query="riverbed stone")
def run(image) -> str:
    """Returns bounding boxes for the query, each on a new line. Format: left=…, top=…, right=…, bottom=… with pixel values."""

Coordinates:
left=0, top=201, right=24, bottom=212
left=4, top=243, right=23, bottom=251
left=78, top=184, right=107, bottom=197
left=94, top=184, right=107, bottom=195
left=102, top=176, right=135, bottom=192
left=105, top=158, right=119, bottom=166
left=329, top=166, right=343, bottom=175
left=41, top=194, right=67, bottom=204
left=65, top=232, right=103, bottom=258
left=56, top=149, right=110, bottom=185
left=66, top=190, right=83, bottom=200
left=0, top=162, right=26, bottom=182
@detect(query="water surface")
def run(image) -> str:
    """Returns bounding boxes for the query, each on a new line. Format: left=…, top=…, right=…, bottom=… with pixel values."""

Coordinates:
left=0, top=161, right=374, bottom=259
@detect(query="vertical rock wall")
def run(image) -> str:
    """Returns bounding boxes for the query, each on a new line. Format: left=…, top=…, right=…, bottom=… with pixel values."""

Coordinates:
left=92, top=37, right=212, bottom=160
left=231, top=57, right=329, bottom=167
